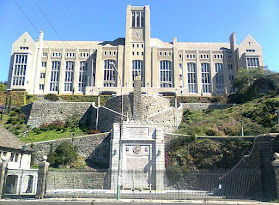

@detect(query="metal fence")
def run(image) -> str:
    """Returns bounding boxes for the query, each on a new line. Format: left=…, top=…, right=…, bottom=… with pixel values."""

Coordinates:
left=45, top=169, right=262, bottom=200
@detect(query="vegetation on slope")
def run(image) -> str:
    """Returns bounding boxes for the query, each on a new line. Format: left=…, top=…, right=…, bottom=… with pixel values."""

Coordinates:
left=0, top=108, right=91, bottom=143
left=178, top=96, right=279, bottom=136
left=166, top=135, right=253, bottom=171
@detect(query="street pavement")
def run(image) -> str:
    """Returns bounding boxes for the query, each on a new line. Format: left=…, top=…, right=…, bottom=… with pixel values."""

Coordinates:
left=0, top=198, right=277, bottom=205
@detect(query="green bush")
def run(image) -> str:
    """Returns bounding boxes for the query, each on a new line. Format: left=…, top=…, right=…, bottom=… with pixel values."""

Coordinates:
left=166, top=137, right=253, bottom=171
left=44, top=94, right=59, bottom=101
left=47, top=142, right=78, bottom=168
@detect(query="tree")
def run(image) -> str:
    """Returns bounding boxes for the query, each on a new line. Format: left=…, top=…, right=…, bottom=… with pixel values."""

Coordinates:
left=47, top=142, right=78, bottom=168
left=0, top=82, right=7, bottom=91
left=232, top=67, right=266, bottom=94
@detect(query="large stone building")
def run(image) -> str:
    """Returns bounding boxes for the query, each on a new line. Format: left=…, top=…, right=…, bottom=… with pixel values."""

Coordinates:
left=7, top=5, right=263, bottom=96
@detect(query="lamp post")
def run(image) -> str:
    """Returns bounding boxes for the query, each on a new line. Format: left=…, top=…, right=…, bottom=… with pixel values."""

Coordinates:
left=109, top=61, right=123, bottom=200
left=241, top=120, right=244, bottom=136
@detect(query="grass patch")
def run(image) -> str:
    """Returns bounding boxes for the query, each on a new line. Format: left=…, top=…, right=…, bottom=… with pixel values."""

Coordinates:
left=20, top=127, right=87, bottom=143
left=178, top=96, right=279, bottom=136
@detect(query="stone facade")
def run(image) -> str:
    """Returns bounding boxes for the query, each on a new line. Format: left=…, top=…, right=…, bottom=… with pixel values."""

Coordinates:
left=46, top=171, right=109, bottom=190
left=27, top=133, right=110, bottom=166
left=22, top=101, right=93, bottom=128
left=7, top=5, right=263, bottom=97
left=91, top=94, right=182, bottom=133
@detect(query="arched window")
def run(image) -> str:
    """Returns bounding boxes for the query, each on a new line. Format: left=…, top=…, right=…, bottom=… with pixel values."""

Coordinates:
left=104, top=60, right=116, bottom=87
left=201, top=63, right=211, bottom=93
left=50, top=61, right=60, bottom=91
left=64, top=61, right=74, bottom=92
left=160, top=61, right=173, bottom=88
left=132, top=60, right=144, bottom=84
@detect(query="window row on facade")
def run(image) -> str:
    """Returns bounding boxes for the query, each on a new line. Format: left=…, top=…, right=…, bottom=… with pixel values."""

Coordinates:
left=12, top=56, right=235, bottom=95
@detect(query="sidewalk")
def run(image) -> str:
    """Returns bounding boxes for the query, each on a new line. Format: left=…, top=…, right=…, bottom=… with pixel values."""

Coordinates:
left=0, top=198, right=277, bottom=205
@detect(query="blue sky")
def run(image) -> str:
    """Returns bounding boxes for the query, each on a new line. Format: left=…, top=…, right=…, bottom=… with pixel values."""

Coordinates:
left=0, top=0, right=278, bottom=83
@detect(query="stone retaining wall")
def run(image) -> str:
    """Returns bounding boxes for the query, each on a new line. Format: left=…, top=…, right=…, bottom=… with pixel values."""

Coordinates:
left=22, top=102, right=93, bottom=128
left=46, top=171, right=109, bottom=190
left=27, top=133, right=110, bottom=166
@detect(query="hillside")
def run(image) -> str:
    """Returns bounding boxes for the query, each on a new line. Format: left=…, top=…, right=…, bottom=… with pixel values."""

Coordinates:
left=177, top=96, right=279, bottom=137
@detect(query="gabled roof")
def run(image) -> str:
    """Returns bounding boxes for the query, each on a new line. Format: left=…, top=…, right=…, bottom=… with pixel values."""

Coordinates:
left=240, top=34, right=261, bottom=47
left=0, top=126, right=25, bottom=150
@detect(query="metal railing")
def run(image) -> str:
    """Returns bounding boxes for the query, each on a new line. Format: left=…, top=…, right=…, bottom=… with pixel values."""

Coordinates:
left=45, top=169, right=262, bottom=200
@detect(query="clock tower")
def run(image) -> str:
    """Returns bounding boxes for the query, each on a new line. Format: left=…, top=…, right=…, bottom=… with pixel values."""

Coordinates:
left=124, top=5, right=151, bottom=88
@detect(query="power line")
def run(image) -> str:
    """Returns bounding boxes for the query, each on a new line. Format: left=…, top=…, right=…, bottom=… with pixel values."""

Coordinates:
left=32, top=0, right=70, bottom=49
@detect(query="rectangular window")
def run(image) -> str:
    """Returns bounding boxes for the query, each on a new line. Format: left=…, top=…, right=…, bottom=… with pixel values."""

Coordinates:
left=160, top=61, right=172, bottom=88
left=187, top=63, right=196, bottom=93
left=40, top=73, right=45, bottom=78
left=42, top=61, right=47, bottom=67
left=201, top=63, right=210, bottom=93
left=50, top=61, right=60, bottom=91
left=79, top=61, right=87, bottom=92
left=247, top=57, right=259, bottom=69
left=215, top=63, right=225, bottom=94
left=103, top=60, right=116, bottom=87
left=39, top=84, right=44, bottom=90
left=228, top=64, right=233, bottom=70
left=132, top=60, right=144, bottom=85
left=64, top=61, right=74, bottom=92
left=43, top=52, right=48, bottom=57
left=132, top=11, right=144, bottom=28
left=12, top=54, right=27, bottom=86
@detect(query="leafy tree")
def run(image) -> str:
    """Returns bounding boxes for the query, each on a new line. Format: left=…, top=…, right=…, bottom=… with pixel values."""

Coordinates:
left=47, top=142, right=78, bottom=168
left=0, top=82, right=7, bottom=91
left=232, top=67, right=266, bottom=94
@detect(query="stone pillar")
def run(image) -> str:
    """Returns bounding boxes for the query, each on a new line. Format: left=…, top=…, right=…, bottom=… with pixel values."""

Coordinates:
left=196, top=50, right=202, bottom=95
left=0, top=161, right=7, bottom=199
left=258, top=135, right=277, bottom=200
left=36, top=160, right=50, bottom=199
left=133, top=76, right=142, bottom=121
left=272, top=153, right=279, bottom=199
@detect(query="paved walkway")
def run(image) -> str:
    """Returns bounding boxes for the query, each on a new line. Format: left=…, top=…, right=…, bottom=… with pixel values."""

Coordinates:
left=0, top=198, right=277, bottom=205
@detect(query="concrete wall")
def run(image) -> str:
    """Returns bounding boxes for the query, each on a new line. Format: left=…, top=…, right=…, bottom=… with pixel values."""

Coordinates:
left=22, top=102, right=93, bottom=128
left=27, top=133, right=110, bottom=166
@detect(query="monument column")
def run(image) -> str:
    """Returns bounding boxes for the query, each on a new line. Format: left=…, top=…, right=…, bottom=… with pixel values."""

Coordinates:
left=133, top=75, right=143, bottom=121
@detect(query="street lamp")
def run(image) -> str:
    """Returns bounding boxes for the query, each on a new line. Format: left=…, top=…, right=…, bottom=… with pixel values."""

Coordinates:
left=109, top=61, right=123, bottom=200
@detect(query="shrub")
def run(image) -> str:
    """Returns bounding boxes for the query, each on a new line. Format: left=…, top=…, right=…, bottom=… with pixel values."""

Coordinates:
left=47, top=142, right=78, bottom=168
left=44, top=94, right=59, bottom=101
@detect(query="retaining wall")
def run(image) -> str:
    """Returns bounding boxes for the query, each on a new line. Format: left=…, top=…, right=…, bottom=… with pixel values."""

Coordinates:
left=27, top=133, right=110, bottom=166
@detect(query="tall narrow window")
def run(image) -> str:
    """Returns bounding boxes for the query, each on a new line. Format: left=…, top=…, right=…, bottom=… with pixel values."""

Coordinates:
left=187, top=63, right=196, bottom=93
left=201, top=63, right=210, bottom=93
left=131, top=11, right=144, bottom=28
left=12, top=54, right=28, bottom=86
left=64, top=61, right=74, bottom=92
left=104, top=60, right=116, bottom=87
left=246, top=57, right=259, bottom=69
left=160, top=61, right=172, bottom=88
left=215, top=63, right=225, bottom=94
left=50, top=61, right=60, bottom=91
left=79, top=61, right=87, bottom=92
left=132, top=60, right=144, bottom=84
